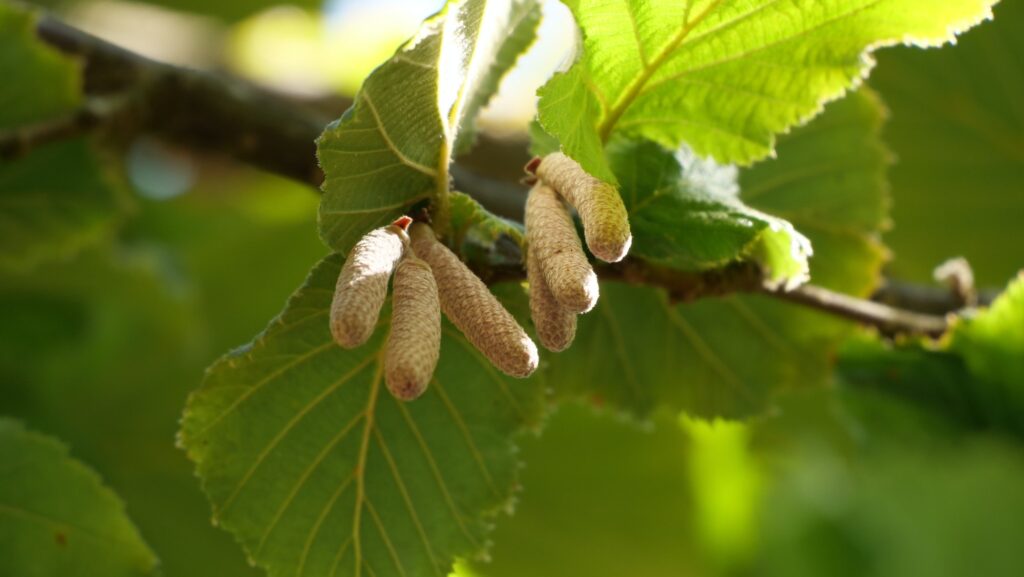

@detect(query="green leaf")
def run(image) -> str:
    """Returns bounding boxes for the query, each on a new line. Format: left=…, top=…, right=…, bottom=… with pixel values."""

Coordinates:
left=454, top=3, right=541, bottom=154
left=180, top=255, right=545, bottom=577
left=449, top=191, right=525, bottom=267
left=0, top=140, right=129, bottom=271
left=544, top=90, right=890, bottom=418
left=0, top=4, right=79, bottom=129
left=537, top=0, right=997, bottom=181
left=839, top=273, right=1024, bottom=439
left=952, top=272, right=1024, bottom=385
left=0, top=418, right=158, bottom=577
left=0, top=3, right=127, bottom=271
left=871, top=0, right=1024, bottom=286
left=2, top=176, right=332, bottom=577
left=738, top=88, right=890, bottom=295
left=612, top=138, right=811, bottom=286
left=317, top=0, right=540, bottom=253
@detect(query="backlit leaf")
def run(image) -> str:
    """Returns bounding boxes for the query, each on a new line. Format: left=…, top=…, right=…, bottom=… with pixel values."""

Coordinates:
left=317, top=0, right=540, bottom=253
left=538, top=0, right=997, bottom=182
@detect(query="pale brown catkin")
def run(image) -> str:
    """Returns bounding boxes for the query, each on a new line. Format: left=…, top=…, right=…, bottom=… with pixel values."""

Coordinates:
left=525, top=182, right=599, bottom=314
left=385, top=252, right=441, bottom=401
left=527, top=247, right=577, bottom=352
left=536, top=152, right=632, bottom=263
left=409, top=223, right=539, bottom=378
left=330, top=224, right=407, bottom=349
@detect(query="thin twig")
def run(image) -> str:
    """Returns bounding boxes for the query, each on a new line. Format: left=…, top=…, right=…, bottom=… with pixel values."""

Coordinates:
left=0, top=95, right=134, bottom=159
left=767, top=284, right=950, bottom=337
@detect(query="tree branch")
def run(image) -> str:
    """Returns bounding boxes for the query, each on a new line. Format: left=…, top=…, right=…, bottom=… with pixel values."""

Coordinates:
left=14, top=13, right=959, bottom=337
left=767, top=284, right=949, bottom=337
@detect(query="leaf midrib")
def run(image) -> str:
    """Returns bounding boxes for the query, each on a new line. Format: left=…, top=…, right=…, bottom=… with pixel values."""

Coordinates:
left=352, top=359, right=384, bottom=577
left=597, top=0, right=726, bottom=142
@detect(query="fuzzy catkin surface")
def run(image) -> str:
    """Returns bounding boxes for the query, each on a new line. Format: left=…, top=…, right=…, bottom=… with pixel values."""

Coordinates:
left=537, top=152, right=632, bottom=263
left=330, top=225, right=406, bottom=348
left=385, top=254, right=441, bottom=401
left=410, top=223, right=538, bottom=378
left=527, top=247, right=577, bottom=352
left=525, top=182, right=599, bottom=314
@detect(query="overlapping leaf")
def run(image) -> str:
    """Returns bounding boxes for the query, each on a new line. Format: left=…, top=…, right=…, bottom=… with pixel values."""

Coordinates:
left=613, top=139, right=811, bottom=286
left=0, top=418, right=157, bottom=577
left=0, top=3, right=126, bottom=270
left=180, top=255, right=546, bottom=577
left=871, top=0, right=1024, bottom=285
left=544, top=90, right=889, bottom=418
left=537, top=0, right=997, bottom=183
left=317, top=0, right=539, bottom=254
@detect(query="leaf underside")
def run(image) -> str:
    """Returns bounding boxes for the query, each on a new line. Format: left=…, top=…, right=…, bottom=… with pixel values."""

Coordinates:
left=317, top=0, right=540, bottom=254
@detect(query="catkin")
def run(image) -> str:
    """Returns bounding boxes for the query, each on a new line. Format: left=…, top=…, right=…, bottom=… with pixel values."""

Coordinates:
left=330, top=224, right=407, bottom=349
left=536, top=152, right=632, bottom=263
left=385, top=252, right=441, bottom=401
left=409, top=223, right=539, bottom=378
left=527, top=247, right=577, bottom=352
left=525, top=182, right=599, bottom=313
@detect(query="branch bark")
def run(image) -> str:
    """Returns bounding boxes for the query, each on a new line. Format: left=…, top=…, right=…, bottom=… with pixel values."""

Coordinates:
left=768, top=284, right=950, bottom=337
left=11, top=13, right=957, bottom=337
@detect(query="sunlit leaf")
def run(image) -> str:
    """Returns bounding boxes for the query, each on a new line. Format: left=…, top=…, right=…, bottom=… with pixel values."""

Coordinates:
left=317, top=0, right=540, bottom=253
left=0, top=418, right=158, bottom=577
left=180, top=255, right=545, bottom=577
left=538, top=0, right=997, bottom=182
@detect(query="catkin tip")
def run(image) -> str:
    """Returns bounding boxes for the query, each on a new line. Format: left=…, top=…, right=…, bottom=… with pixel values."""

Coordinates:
left=410, top=222, right=538, bottom=378
left=525, top=182, right=600, bottom=314
left=536, top=153, right=632, bottom=263
left=589, top=231, right=632, bottom=264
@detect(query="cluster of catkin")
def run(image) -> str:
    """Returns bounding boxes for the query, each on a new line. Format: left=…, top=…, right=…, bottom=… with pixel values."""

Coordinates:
left=330, top=217, right=538, bottom=401
left=525, top=153, right=632, bottom=352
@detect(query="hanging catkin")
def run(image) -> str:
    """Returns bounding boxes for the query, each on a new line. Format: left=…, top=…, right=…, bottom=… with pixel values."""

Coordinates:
left=409, top=223, right=538, bottom=378
left=525, top=182, right=599, bottom=313
left=385, top=251, right=441, bottom=401
left=535, top=152, right=632, bottom=263
left=527, top=247, right=577, bottom=352
left=330, top=224, right=407, bottom=349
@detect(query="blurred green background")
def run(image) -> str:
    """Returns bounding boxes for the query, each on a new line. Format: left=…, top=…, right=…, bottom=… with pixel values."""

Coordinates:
left=2, top=1, right=1023, bottom=576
